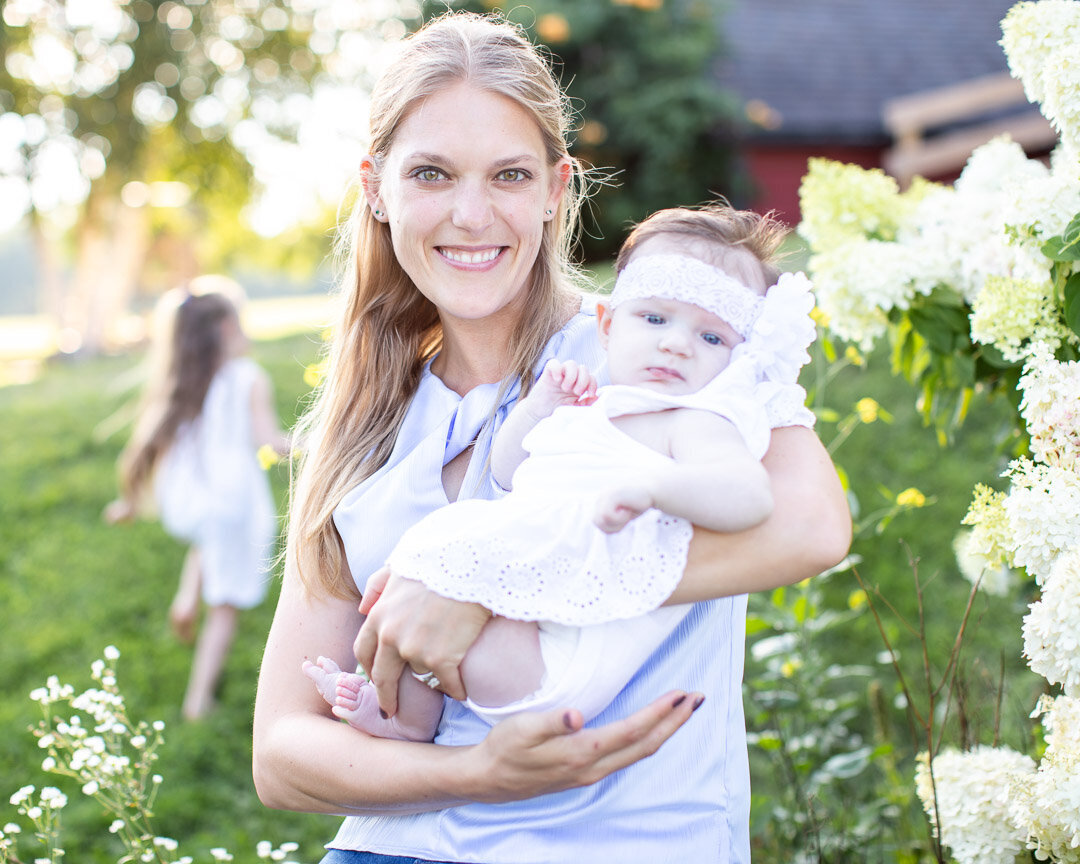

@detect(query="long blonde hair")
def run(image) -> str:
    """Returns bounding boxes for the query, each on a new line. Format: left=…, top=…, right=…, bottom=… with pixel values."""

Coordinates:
left=118, top=285, right=238, bottom=505
left=289, top=11, right=588, bottom=599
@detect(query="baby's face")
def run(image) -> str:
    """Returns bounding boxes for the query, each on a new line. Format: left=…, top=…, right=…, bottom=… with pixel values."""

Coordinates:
left=598, top=295, right=743, bottom=395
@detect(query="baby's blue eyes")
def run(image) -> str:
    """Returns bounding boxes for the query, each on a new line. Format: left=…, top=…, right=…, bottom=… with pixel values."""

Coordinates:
left=644, top=313, right=665, bottom=325
left=702, top=333, right=723, bottom=346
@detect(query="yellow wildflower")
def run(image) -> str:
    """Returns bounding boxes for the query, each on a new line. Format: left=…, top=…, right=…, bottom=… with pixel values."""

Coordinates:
left=855, top=397, right=880, bottom=423
left=257, top=444, right=280, bottom=471
left=848, top=589, right=868, bottom=610
left=896, top=487, right=926, bottom=508
left=303, top=360, right=327, bottom=389
left=844, top=345, right=864, bottom=367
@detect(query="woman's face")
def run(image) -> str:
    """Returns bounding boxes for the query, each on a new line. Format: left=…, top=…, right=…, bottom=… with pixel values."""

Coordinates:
left=368, top=82, right=568, bottom=333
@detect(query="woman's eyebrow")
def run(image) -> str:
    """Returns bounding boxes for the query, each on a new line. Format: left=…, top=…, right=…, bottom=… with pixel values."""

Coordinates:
left=402, top=152, right=541, bottom=170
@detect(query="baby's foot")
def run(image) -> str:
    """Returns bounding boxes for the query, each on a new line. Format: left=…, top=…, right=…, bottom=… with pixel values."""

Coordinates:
left=301, top=656, right=438, bottom=741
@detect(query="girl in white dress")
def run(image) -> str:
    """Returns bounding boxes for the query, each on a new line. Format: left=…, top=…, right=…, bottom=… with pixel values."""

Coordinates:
left=106, top=277, right=290, bottom=719
left=305, top=205, right=817, bottom=739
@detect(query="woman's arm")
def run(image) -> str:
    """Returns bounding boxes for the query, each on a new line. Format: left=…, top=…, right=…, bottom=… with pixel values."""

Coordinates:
left=252, top=559, right=702, bottom=813
left=669, top=424, right=851, bottom=602
left=354, top=423, right=850, bottom=712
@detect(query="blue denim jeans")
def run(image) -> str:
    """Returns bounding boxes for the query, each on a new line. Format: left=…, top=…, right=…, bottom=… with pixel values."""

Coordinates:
left=320, top=852, right=455, bottom=864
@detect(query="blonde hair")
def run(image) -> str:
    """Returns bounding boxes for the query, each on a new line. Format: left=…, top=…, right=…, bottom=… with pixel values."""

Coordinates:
left=615, top=202, right=789, bottom=286
left=118, top=283, right=240, bottom=505
left=290, top=11, right=587, bottom=599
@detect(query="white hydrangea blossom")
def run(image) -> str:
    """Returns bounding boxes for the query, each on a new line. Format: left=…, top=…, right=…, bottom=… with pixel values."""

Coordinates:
left=1003, top=458, right=1080, bottom=583
left=1023, top=547, right=1080, bottom=694
left=914, top=745, right=1035, bottom=864
left=1020, top=350, right=1080, bottom=469
left=1010, top=695, right=1080, bottom=862
left=953, top=528, right=1015, bottom=596
left=1001, top=0, right=1080, bottom=156
left=970, top=275, right=1064, bottom=361
left=807, top=237, right=941, bottom=347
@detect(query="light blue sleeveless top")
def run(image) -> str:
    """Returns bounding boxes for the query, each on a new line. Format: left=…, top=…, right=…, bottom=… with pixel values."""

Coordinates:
left=331, top=308, right=751, bottom=864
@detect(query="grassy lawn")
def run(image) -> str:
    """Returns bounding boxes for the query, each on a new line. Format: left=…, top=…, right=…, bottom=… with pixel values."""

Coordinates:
left=0, top=300, right=1040, bottom=860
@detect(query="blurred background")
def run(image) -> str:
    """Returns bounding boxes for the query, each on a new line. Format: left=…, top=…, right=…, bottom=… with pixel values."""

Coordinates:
left=0, top=0, right=1053, bottom=860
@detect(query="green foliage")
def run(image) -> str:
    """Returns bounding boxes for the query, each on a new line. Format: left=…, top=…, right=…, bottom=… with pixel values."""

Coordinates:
left=745, top=330, right=1044, bottom=861
left=0, top=333, right=332, bottom=862
left=421, top=0, right=745, bottom=258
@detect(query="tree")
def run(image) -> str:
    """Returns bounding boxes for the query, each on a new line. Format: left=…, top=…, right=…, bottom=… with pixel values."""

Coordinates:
left=0, top=0, right=412, bottom=353
left=421, top=0, right=744, bottom=260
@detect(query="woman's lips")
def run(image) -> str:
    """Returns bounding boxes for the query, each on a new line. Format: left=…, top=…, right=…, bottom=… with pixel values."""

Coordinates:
left=437, top=246, right=504, bottom=266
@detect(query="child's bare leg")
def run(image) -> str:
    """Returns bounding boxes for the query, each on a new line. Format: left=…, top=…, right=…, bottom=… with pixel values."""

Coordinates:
left=169, top=547, right=201, bottom=644
left=303, top=657, right=443, bottom=741
left=460, top=617, right=544, bottom=708
left=182, top=603, right=237, bottom=720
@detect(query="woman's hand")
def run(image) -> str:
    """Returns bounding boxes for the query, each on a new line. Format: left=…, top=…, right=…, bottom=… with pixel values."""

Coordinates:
left=463, top=690, right=704, bottom=801
left=355, top=570, right=492, bottom=716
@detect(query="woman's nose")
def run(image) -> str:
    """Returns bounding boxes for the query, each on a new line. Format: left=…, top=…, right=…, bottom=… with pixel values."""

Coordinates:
left=451, top=181, right=494, bottom=232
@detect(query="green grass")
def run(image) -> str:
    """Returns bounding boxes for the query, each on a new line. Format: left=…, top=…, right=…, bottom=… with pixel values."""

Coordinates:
left=0, top=331, right=335, bottom=861
left=0, top=316, right=1041, bottom=861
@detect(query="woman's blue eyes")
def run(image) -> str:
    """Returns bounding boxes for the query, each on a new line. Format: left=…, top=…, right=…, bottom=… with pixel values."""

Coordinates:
left=409, top=167, right=530, bottom=182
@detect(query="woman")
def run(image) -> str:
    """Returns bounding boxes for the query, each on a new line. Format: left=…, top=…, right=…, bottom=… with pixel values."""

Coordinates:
left=252, top=11, right=851, bottom=864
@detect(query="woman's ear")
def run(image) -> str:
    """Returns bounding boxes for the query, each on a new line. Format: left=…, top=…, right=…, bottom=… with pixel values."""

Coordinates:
left=360, top=155, right=387, bottom=221
left=544, top=156, right=575, bottom=219
left=596, top=302, right=614, bottom=349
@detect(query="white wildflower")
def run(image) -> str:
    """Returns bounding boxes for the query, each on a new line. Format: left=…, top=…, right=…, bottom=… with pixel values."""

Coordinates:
left=131, top=734, right=146, bottom=748
left=109, top=819, right=124, bottom=833
left=40, top=757, right=55, bottom=771
left=2, top=823, right=20, bottom=834
left=1004, top=458, right=1080, bottom=582
left=10, top=786, right=34, bottom=806
left=103, top=645, right=120, bottom=660
left=210, top=849, right=234, bottom=862
left=914, top=745, right=1034, bottom=864
left=82, top=780, right=99, bottom=795
left=26, top=807, right=42, bottom=820
left=256, top=840, right=274, bottom=858
left=39, top=787, right=66, bottom=809
left=153, top=836, right=178, bottom=851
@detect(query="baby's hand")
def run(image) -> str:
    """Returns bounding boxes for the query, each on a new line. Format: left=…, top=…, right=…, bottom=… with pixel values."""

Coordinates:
left=103, top=498, right=135, bottom=524
left=527, top=359, right=598, bottom=418
left=593, top=486, right=654, bottom=534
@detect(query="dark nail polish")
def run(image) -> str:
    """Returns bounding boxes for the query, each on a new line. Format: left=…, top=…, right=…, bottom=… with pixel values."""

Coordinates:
left=379, top=709, right=388, bottom=720
left=563, top=711, right=575, bottom=730
left=672, top=694, right=687, bottom=708
left=691, top=695, right=705, bottom=712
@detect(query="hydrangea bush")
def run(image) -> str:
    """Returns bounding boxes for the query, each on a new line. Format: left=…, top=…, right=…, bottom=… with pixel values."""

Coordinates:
left=0, top=648, right=303, bottom=864
left=798, top=1, right=1080, bottom=861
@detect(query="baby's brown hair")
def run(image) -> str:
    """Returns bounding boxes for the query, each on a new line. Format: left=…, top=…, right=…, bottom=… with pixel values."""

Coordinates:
left=615, top=202, right=789, bottom=287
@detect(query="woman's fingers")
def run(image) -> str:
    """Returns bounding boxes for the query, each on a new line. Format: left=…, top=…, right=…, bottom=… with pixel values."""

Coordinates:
left=475, top=690, right=700, bottom=800
left=354, top=573, right=491, bottom=713
left=358, top=566, right=391, bottom=615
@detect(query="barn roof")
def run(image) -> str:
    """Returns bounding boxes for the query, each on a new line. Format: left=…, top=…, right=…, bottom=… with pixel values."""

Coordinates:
left=715, top=0, right=1022, bottom=143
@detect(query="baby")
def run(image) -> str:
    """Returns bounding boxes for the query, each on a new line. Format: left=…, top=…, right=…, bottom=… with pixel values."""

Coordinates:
left=305, top=203, right=816, bottom=739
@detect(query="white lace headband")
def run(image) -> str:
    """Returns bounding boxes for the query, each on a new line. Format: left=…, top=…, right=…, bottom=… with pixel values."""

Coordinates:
left=610, top=252, right=818, bottom=388
left=609, top=253, right=765, bottom=338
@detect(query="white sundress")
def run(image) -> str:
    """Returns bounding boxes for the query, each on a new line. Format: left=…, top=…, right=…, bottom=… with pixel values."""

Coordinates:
left=154, top=356, right=277, bottom=609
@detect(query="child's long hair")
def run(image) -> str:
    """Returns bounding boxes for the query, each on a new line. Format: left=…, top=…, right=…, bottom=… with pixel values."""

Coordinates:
left=118, top=287, right=237, bottom=506
left=288, top=10, right=589, bottom=600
